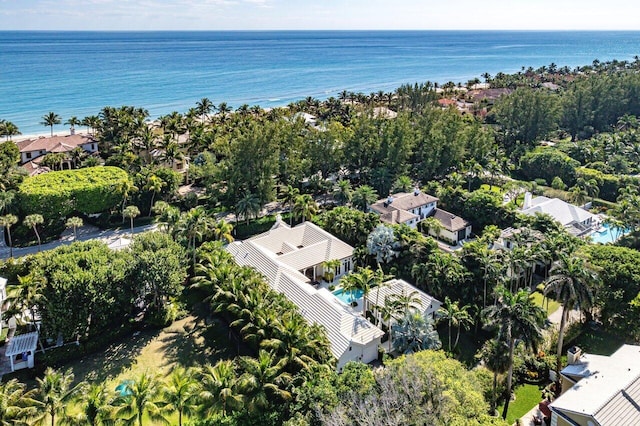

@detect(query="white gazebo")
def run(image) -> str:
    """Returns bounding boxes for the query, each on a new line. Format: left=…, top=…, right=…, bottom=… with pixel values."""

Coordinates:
left=5, top=331, right=38, bottom=372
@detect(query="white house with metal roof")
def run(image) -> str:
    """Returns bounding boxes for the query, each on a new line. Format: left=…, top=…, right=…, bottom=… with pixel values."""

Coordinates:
left=227, top=220, right=384, bottom=370
left=366, top=278, right=441, bottom=326
left=549, top=344, right=640, bottom=426
left=521, top=193, right=597, bottom=237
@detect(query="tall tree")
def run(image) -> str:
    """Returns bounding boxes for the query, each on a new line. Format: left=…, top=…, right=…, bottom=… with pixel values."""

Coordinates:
left=483, top=287, right=545, bottom=420
left=236, top=192, right=261, bottom=225
left=0, top=378, right=31, bottom=425
left=292, top=193, right=318, bottom=223
left=123, top=205, right=140, bottom=237
left=114, top=372, right=168, bottom=426
left=351, top=185, right=378, bottom=212
left=544, top=253, right=596, bottom=379
left=279, top=185, right=300, bottom=225
left=391, top=311, right=442, bottom=354
left=41, top=112, right=62, bottom=137
left=144, top=175, right=166, bottom=217
left=478, top=337, right=511, bottom=414
left=23, top=214, right=44, bottom=251
left=0, top=214, right=18, bottom=257
left=160, top=367, right=199, bottom=426
left=437, top=297, right=473, bottom=352
left=237, top=350, right=292, bottom=414
left=32, top=368, right=82, bottom=426
left=199, top=360, right=243, bottom=418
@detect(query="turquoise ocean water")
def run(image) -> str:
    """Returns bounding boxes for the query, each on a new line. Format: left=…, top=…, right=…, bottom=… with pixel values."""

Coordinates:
left=1, top=31, right=640, bottom=135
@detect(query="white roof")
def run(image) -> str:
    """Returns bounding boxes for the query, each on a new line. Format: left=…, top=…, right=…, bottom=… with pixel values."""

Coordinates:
left=5, top=331, right=39, bottom=356
left=227, top=222, right=383, bottom=361
left=551, top=344, right=640, bottom=422
left=366, top=279, right=441, bottom=317
left=0, top=276, right=6, bottom=291
left=521, top=196, right=595, bottom=227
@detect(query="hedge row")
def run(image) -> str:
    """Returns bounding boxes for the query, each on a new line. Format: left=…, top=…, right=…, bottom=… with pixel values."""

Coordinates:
left=18, top=166, right=130, bottom=219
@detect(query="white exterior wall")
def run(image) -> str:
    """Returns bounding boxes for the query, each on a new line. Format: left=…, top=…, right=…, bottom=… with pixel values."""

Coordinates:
left=21, top=150, right=46, bottom=163
left=336, top=337, right=382, bottom=371
left=81, top=142, right=98, bottom=153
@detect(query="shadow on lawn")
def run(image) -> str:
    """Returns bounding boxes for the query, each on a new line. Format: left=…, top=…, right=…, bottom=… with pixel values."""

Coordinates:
left=157, top=317, right=251, bottom=370
left=70, top=329, right=162, bottom=384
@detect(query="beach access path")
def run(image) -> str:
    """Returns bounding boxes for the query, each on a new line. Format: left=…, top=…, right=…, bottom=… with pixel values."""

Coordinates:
left=0, top=223, right=158, bottom=260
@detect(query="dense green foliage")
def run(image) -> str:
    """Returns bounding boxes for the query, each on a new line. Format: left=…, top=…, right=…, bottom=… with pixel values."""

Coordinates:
left=18, top=166, right=130, bottom=219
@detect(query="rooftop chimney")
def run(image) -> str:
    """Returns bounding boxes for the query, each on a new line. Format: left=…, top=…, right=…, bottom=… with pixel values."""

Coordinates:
left=567, top=346, right=582, bottom=365
left=522, top=192, right=533, bottom=210
left=414, top=187, right=420, bottom=196
left=387, top=195, right=394, bottom=204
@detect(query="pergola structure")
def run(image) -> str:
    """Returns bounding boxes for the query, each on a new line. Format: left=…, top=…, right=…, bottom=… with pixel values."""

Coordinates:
left=5, top=331, right=38, bottom=372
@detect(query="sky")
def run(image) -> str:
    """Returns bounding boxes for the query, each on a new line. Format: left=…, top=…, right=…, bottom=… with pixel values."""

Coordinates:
left=1, top=0, right=639, bottom=31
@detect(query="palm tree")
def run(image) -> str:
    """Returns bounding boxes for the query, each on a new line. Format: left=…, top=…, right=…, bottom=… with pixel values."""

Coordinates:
left=144, top=175, right=166, bottom=217
left=64, top=116, right=81, bottom=132
left=483, top=287, right=545, bottom=420
left=479, top=337, right=511, bottom=414
left=437, top=297, right=473, bottom=352
left=0, top=378, right=31, bottom=425
left=351, top=185, right=378, bottom=211
left=41, top=112, right=62, bottom=137
left=278, top=185, right=299, bottom=225
left=4, top=271, right=45, bottom=330
left=213, top=220, right=234, bottom=243
left=236, top=192, right=261, bottom=225
left=199, top=360, right=243, bottom=417
left=114, top=371, right=168, bottom=426
left=68, top=382, right=115, bottom=426
left=175, top=206, right=213, bottom=267
left=420, top=216, right=444, bottom=240
left=160, top=367, right=199, bottom=426
left=1, top=121, right=21, bottom=141
left=65, top=216, right=84, bottom=242
left=0, top=214, right=18, bottom=257
left=118, top=180, right=138, bottom=223
left=24, top=214, right=44, bottom=251
left=392, top=175, right=413, bottom=193
left=123, top=206, right=140, bottom=237
left=544, top=253, right=596, bottom=379
left=196, top=97, right=214, bottom=122
left=333, top=180, right=353, bottom=206
left=321, top=259, right=341, bottom=282
left=391, top=311, right=441, bottom=354
left=293, top=193, right=317, bottom=223
left=569, top=185, right=588, bottom=206
left=237, top=350, right=292, bottom=414
left=32, top=368, right=82, bottom=426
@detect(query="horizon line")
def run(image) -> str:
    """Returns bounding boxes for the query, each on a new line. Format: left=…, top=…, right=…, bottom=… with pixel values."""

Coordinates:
left=3, top=28, right=640, bottom=32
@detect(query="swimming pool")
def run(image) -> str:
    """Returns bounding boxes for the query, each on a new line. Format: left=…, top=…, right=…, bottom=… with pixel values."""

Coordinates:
left=590, top=223, right=629, bottom=244
left=333, top=288, right=364, bottom=304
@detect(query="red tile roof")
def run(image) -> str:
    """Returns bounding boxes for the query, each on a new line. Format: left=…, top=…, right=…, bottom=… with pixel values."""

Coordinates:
left=16, top=134, right=96, bottom=153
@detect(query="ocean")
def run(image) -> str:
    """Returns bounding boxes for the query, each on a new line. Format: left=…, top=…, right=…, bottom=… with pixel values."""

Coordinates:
left=1, top=30, right=640, bottom=135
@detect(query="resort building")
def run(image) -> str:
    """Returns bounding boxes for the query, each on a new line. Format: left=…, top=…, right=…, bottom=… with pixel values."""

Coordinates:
left=366, top=278, right=441, bottom=327
left=16, top=134, right=99, bottom=175
left=549, top=344, right=640, bottom=426
left=521, top=193, right=597, bottom=237
left=370, top=190, right=472, bottom=245
left=227, top=218, right=384, bottom=370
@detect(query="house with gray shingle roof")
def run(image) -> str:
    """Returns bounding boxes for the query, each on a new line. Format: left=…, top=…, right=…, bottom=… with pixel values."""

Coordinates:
left=227, top=220, right=384, bottom=370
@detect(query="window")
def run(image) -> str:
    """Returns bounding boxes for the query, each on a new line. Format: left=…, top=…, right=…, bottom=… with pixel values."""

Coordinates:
left=91, top=144, right=95, bottom=150
left=25, top=152, right=32, bottom=159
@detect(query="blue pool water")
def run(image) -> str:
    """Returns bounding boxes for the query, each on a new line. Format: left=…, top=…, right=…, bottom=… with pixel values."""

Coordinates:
left=590, top=223, right=629, bottom=244
left=333, top=288, right=364, bottom=304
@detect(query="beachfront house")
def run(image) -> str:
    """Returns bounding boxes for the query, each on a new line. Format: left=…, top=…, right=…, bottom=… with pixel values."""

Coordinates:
left=16, top=134, right=99, bottom=175
left=549, top=344, right=640, bottom=426
left=370, top=189, right=472, bottom=244
left=227, top=219, right=383, bottom=370
left=520, top=192, right=597, bottom=237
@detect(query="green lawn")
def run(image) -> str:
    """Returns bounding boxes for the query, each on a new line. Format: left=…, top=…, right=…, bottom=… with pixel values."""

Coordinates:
left=529, top=292, right=560, bottom=316
left=480, top=184, right=504, bottom=194
left=571, top=327, right=626, bottom=356
left=60, top=316, right=240, bottom=425
left=499, top=383, right=544, bottom=425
